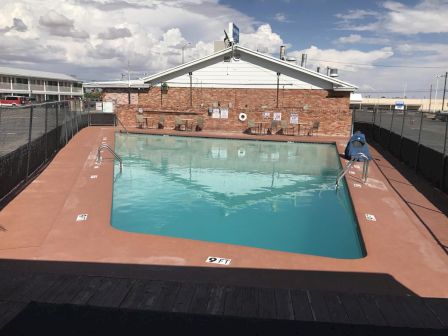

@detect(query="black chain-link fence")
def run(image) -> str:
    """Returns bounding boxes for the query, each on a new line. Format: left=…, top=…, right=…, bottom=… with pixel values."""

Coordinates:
left=353, top=108, right=448, bottom=193
left=0, top=101, right=91, bottom=207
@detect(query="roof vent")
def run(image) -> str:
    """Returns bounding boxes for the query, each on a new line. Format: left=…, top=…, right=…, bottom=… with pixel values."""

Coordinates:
left=329, top=68, right=339, bottom=78
left=301, top=54, right=307, bottom=67
left=279, top=46, right=286, bottom=60
left=286, top=57, right=296, bottom=64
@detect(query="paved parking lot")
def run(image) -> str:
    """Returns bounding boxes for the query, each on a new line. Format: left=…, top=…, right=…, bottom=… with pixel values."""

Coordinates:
left=354, top=110, right=448, bottom=153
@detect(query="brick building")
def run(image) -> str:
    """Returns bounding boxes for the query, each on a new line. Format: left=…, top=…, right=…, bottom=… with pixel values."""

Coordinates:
left=95, top=45, right=357, bottom=136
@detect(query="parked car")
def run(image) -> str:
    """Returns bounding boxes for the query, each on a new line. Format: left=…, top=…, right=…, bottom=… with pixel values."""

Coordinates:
left=434, top=111, right=448, bottom=122
left=0, top=96, right=29, bottom=106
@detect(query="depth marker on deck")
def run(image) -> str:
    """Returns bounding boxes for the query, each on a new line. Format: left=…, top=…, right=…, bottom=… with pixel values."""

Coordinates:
left=90, top=175, right=98, bottom=179
left=206, top=256, right=231, bottom=265
left=76, top=214, right=88, bottom=221
left=353, top=183, right=362, bottom=188
left=365, top=214, right=376, bottom=221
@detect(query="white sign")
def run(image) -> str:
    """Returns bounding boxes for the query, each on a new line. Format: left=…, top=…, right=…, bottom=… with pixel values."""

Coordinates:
left=395, top=101, right=405, bottom=110
left=102, top=101, right=114, bottom=113
left=228, top=22, right=239, bottom=44
left=95, top=102, right=103, bottom=111
left=273, top=112, right=282, bottom=121
left=212, top=108, right=220, bottom=119
left=263, top=112, right=271, bottom=119
left=206, top=256, right=231, bottom=265
left=290, top=113, right=299, bottom=125
left=220, top=108, right=229, bottom=119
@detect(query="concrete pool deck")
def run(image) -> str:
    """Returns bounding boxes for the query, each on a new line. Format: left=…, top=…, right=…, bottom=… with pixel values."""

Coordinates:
left=0, top=126, right=447, bottom=298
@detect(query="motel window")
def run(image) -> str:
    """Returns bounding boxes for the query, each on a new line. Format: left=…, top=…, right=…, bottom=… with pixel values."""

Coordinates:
left=15, top=77, right=28, bottom=84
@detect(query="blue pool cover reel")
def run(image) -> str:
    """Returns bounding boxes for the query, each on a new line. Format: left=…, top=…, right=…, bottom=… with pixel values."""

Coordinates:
left=344, top=131, right=371, bottom=161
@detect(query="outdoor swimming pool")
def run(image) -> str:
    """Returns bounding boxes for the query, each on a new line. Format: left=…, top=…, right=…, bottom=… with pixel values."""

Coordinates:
left=111, top=134, right=365, bottom=259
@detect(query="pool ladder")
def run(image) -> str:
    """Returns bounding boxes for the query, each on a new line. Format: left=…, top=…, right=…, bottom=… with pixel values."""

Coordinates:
left=96, top=144, right=123, bottom=172
left=336, top=153, right=369, bottom=188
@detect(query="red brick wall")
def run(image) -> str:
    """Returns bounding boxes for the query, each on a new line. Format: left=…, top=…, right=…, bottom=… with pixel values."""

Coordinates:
left=110, top=87, right=351, bottom=137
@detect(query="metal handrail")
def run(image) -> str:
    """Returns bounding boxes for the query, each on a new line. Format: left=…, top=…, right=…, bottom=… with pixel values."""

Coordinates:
left=115, top=115, right=128, bottom=134
left=336, top=153, right=369, bottom=188
left=96, top=144, right=122, bottom=172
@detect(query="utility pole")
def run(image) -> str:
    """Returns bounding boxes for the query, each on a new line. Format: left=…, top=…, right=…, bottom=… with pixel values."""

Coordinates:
left=429, top=84, right=432, bottom=112
left=181, top=42, right=191, bottom=64
left=442, top=71, right=447, bottom=112
left=127, top=60, right=131, bottom=105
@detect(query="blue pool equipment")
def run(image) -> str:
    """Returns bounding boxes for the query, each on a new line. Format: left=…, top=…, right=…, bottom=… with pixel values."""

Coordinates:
left=344, top=131, right=371, bottom=161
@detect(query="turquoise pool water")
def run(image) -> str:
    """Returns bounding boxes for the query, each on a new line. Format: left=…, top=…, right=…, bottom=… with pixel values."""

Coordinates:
left=111, top=134, right=365, bottom=259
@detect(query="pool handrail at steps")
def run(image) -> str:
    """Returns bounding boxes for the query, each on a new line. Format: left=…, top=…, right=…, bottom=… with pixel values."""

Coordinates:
left=336, top=153, right=369, bottom=188
left=115, top=115, right=129, bottom=134
left=96, top=144, right=123, bottom=172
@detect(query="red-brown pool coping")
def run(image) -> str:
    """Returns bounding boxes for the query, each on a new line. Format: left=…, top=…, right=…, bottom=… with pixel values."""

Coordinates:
left=0, top=126, right=447, bottom=298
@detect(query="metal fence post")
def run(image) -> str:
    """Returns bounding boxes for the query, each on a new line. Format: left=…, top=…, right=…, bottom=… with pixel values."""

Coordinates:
left=25, top=105, right=34, bottom=181
left=378, top=109, right=382, bottom=141
left=55, top=103, right=59, bottom=147
left=64, top=102, right=68, bottom=144
left=372, top=106, right=376, bottom=140
left=388, top=108, right=395, bottom=150
left=441, top=118, right=448, bottom=190
left=44, top=103, right=48, bottom=161
left=415, top=111, right=425, bottom=171
left=399, top=109, right=406, bottom=159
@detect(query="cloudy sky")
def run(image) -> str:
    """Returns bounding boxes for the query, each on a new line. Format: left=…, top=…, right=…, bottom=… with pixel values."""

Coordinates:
left=0, top=0, right=447, bottom=97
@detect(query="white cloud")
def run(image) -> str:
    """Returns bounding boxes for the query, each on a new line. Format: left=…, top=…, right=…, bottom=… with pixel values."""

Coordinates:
left=337, top=0, right=448, bottom=34
left=335, top=9, right=379, bottom=21
left=336, top=34, right=362, bottom=44
left=240, top=24, right=286, bottom=54
left=290, top=45, right=394, bottom=72
left=336, top=34, right=390, bottom=45
left=274, top=13, right=290, bottom=23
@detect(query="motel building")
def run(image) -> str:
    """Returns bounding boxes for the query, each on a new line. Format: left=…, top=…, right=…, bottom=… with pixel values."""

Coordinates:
left=0, top=66, right=83, bottom=103
left=85, top=39, right=357, bottom=137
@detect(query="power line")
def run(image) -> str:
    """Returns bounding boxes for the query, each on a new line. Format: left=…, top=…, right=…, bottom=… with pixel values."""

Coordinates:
left=306, top=58, right=447, bottom=69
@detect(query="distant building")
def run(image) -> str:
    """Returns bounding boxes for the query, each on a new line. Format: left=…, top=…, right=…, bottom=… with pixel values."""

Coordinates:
left=0, top=66, right=83, bottom=102
left=350, top=94, right=446, bottom=112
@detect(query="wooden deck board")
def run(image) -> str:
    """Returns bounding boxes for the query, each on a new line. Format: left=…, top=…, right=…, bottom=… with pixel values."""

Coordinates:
left=258, top=287, right=277, bottom=319
left=308, top=291, right=331, bottom=322
left=425, top=298, right=448, bottom=328
left=338, top=293, right=369, bottom=325
left=240, top=286, right=258, bottom=318
left=0, top=300, right=27, bottom=329
left=189, top=284, right=212, bottom=315
left=357, top=294, right=388, bottom=326
left=171, top=282, right=196, bottom=313
left=153, top=281, right=181, bottom=311
left=206, top=285, right=226, bottom=315
left=274, top=288, right=294, bottom=320
left=290, top=289, right=314, bottom=321
left=0, top=269, right=447, bottom=332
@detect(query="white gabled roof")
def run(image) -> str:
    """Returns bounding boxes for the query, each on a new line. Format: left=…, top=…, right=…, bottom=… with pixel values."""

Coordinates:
left=141, top=45, right=357, bottom=92
left=0, top=66, right=81, bottom=82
